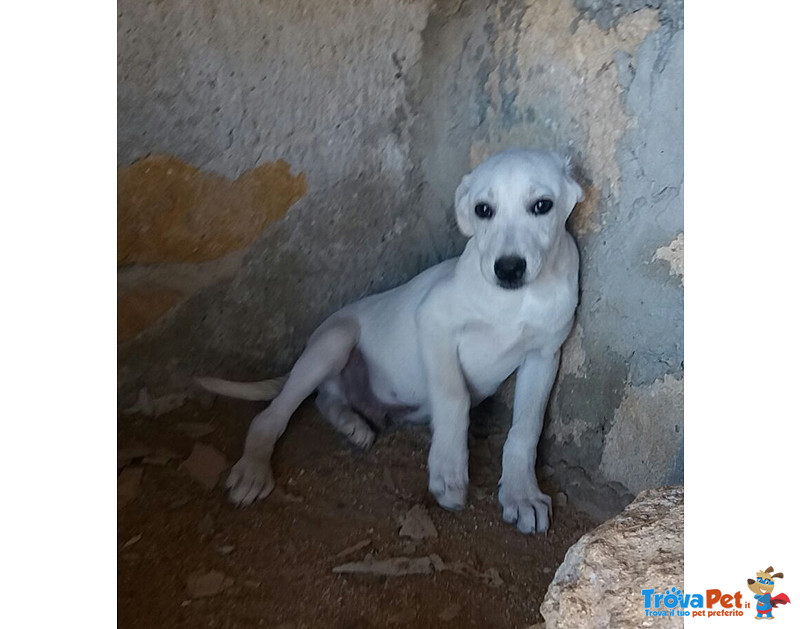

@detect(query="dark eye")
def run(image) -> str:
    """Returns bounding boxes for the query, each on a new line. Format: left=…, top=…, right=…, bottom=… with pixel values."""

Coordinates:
left=474, top=203, right=494, bottom=219
left=529, top=198, right=554, bottom=215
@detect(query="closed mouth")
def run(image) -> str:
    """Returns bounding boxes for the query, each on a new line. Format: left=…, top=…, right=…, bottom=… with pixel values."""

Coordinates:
left=497, top=279, right=524, bottom=290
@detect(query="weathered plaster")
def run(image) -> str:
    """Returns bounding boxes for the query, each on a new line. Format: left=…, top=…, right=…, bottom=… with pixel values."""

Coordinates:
left=560, top=323, right=587, bottom=378
left=600, top=374, right=684, bottom=493
left=118, top=0, right=430, bottom=187
left=475, top=1, right=659, bottom=198
left=652, top=232, right=684, bottom=283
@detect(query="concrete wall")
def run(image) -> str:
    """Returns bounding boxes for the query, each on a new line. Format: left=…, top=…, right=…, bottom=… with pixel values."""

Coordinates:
left=118, top=0, right=683, bottom=519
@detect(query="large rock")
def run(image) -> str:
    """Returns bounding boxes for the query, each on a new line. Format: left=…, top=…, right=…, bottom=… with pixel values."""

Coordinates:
left=541, top=486, right=683, bottom=629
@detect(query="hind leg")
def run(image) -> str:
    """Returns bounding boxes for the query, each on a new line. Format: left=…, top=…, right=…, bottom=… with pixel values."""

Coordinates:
left=227, top=317, right=359, bottom=506
left=316, top=379, right=375, bottom=449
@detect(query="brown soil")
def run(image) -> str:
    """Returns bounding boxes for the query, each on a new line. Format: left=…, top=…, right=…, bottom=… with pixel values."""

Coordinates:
left=118, top=398, right=595, bottom=628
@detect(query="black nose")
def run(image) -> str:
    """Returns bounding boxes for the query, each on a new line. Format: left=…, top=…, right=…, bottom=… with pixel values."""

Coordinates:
left=494, top=256, right=526, bottom=283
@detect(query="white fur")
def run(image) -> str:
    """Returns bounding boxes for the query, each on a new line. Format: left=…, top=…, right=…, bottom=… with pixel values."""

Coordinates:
left=198, top=148, right=582, bottom=535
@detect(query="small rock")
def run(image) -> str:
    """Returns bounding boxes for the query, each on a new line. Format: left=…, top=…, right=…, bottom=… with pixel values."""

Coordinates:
left=428, top=554, right=503, bottom=587
left=217, top=545, right=236, bottom=556
left=398, top=504, right=438, bottom=540
left=333, top=555, right=433, bottom=576
left=143, top=448, right=182, bottom=466
left=437, top=603, right=462, bottom=622
left=118, top=467, right=143, bottom=510
left=181, top=444, right=228, bottom=490
left=334, top=539, right=371, bottom=559
left=118, top=444, right=152, bottom=469
left=124, top=387, right=188, bottom=417
left=429, top=554, right=446, bottom=572
left=120, top=534, right=142, bottom=550
left=482, top=568, right=504, bottom=588
left=554, top=491, right=568, bottom=507
left=186, top=570, right=234, bottom=599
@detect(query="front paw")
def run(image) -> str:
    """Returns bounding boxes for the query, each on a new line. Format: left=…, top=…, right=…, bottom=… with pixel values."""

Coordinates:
left=498, top=477, right=551, bottom=534
left=428, top=445, right=468, bottom=511
left=225, top=456, right=275, bottom=507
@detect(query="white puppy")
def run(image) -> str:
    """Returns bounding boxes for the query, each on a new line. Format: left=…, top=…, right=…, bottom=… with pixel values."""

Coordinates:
left=198, top=148, right=583, bottom=534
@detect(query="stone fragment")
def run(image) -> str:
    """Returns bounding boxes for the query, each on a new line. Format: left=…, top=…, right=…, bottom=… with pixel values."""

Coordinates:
left=334, top=539, right=372, bottom=560
left=120, top=534, right=142, bottom=550
left=143, top=448, right=182, bottom=466
left=438, top=603, right=462, bottom=621
left=541, top=486, right=683, bottom=629
left=123, top=387, right=188, bottom=417
left=117, top=444, right=152, bottom=469
left=186, top=569, right=234, bottom=599
left=398, top=504, right=437, bottom=540
left=181, top=444, right=228, bottom=490
left=429, top=554, right=503, bottom=588
left=333, top=555, right=433, bottom=576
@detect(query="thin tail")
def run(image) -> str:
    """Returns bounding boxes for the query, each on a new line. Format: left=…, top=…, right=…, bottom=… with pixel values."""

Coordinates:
left=195, top=375, right=288, bottom=401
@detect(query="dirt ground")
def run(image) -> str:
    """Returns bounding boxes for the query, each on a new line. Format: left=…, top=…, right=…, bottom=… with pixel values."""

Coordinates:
left=118, top=397, right=595, bottom=628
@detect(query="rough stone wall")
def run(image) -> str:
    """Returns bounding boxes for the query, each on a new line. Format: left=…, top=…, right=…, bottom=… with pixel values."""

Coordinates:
left=118, top=0, right=683, bottom=518
left=118, top=0, right=437, bottom=392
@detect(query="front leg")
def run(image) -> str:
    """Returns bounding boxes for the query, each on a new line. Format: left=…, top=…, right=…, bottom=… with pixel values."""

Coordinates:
left=499, top=350, right=560, bottom=534
left=418, top=308, right=471, bottom=511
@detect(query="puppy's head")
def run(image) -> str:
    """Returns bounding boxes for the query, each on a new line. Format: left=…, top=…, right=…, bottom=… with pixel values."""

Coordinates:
left=455, top=149, right=583, bottom=289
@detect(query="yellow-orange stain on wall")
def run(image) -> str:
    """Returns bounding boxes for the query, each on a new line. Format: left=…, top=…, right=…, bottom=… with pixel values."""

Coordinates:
left=567, top=184, right=601, bottom=236
left=118, top=155, right=306, bottom=264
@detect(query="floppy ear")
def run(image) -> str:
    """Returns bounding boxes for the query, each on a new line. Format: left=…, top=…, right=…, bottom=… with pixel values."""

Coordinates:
left=454, top=173, right=474, bottom=237
left=772, top=572, right=784, bottom=579
left=562, top=155, right=584, bottom=210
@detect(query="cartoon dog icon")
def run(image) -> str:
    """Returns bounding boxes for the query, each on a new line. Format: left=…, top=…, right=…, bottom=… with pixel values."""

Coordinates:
left=747, top=567, right=791, bottom=619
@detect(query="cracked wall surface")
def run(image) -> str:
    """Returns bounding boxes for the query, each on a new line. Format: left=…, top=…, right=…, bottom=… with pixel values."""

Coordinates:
left=118, top=0, right=683, bottom=519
